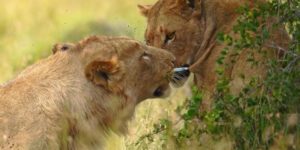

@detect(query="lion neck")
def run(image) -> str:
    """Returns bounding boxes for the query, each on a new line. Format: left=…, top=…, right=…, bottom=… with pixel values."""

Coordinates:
left=189, top=0, right=246, bottom=72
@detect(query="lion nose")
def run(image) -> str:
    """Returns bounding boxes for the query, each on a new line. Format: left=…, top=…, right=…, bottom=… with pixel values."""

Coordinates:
left=173, top=67, right=190, bottom=78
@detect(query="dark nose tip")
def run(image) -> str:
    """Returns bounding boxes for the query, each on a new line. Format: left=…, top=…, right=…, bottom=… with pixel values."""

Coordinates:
left=182, top=64, right=190, bottom=67
left=175, top=64, right=191, bottom=77
left=174, top=67, right=190, bottom=77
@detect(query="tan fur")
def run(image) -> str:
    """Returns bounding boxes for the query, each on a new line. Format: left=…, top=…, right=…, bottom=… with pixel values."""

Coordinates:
left=139, top=0, right=291, bottom=110
left=0, top=35, right=175, bottom=149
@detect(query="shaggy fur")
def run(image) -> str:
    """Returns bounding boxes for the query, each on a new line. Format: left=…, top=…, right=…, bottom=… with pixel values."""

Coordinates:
left=139, top=0, right=291, bottom=110
left=0, top=35, right=175, bottom=149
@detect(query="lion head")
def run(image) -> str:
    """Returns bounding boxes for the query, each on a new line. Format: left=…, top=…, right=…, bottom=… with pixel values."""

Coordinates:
left=138, top=0, right=205, bottom=67
left=54, top=35, right=176, bottom=103
left=138, top=0, right=244, bottom=68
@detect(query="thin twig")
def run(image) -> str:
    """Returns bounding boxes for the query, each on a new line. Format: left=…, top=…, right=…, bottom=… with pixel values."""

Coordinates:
left=283, top=55, right=300, bottom=72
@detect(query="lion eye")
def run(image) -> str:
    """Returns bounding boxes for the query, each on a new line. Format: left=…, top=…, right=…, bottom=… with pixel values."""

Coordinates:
left=187, top=0, right=195, bottom=8
left=164, top=32, right=176, bottom=45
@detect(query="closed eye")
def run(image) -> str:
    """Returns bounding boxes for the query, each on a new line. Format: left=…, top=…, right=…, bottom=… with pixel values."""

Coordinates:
left=141, top=51, right=152, bottom=62
left=140, top=51, right=152, bottom=68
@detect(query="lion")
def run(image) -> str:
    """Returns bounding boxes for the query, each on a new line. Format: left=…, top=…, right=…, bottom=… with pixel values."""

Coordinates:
left=0, top=35, right=176, bottom=149
left=138, top=0, right=291, bottom=110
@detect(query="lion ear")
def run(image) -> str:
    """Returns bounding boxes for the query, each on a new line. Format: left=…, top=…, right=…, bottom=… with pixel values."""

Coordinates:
left=52, top=43, right=75, bottom=54
left=85, top=55, right=119, bottom=89
left=138, top=4, right=152, bottom=17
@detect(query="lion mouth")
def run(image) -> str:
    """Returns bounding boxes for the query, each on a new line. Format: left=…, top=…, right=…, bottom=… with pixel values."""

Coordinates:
left=170, top=65, right=190, bottom=87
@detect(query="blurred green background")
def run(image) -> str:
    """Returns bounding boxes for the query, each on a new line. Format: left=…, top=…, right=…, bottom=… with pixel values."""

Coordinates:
left=0, top=0, right=154, bottom=82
